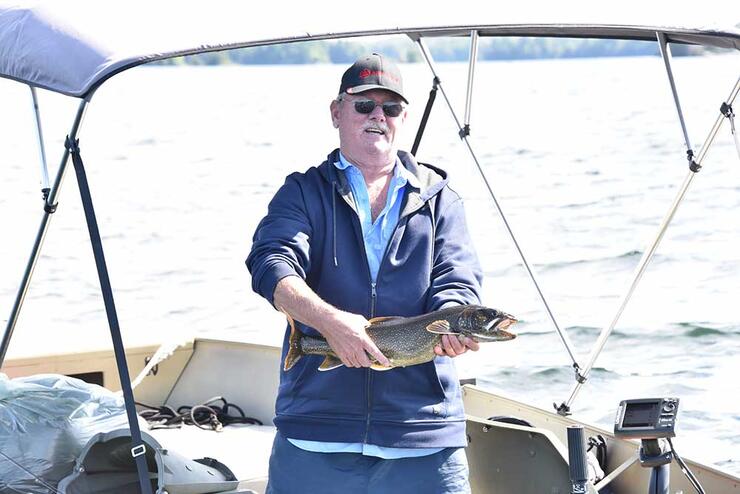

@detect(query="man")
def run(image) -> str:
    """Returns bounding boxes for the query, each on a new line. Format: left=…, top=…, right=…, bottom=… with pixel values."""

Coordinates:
left=246, top=53, right=483, bottom=493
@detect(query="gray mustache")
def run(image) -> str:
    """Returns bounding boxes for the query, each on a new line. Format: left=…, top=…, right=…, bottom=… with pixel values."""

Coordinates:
left=364, top=124, right=389, bottom=134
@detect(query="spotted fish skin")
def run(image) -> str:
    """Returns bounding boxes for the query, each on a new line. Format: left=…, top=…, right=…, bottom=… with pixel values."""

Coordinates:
left=283, top=305, right=516, bottom=372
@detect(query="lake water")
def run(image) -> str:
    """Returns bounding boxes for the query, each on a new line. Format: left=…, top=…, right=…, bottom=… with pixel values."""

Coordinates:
left=1, top=54, right=739, bottom=475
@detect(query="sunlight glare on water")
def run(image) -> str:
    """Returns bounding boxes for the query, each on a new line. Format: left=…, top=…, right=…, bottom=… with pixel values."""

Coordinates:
left=1, top=53, right=739, bottom=474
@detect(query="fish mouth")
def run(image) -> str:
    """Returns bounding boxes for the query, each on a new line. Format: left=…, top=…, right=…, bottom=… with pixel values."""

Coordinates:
left=485, top=316, right=517, bottom=331
left=474, top=316, right=517, bottom=341
left=474, top=328, right=516, bottom=341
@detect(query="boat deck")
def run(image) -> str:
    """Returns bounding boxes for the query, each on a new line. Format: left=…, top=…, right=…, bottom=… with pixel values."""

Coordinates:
left=4, top=337, right=739, bottom=493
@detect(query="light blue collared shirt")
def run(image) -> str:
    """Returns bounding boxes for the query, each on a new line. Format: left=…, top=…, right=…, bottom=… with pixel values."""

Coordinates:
left=287, top=153, right=441, bottom=459
left=335, top=151, right=419, bottom=282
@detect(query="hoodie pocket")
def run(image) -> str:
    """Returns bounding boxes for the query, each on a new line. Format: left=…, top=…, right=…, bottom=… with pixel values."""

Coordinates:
left=277, top=356, right=367, bottom=419
left=371, top=359, right=460, bottom=422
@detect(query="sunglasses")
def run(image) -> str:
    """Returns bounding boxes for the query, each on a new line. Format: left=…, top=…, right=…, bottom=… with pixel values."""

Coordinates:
left=350, top=99, right=405, bottom=118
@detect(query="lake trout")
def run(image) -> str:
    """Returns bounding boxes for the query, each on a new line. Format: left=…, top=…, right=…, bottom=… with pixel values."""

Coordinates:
left=283, top=305, right=517, bottom=372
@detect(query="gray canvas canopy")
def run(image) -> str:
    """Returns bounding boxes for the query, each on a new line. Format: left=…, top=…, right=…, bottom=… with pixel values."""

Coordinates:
left=1, top=1, right=739, bottom=99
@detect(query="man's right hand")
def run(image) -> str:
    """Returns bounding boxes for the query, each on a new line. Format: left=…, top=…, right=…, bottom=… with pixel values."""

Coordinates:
left=320, top=311, right=390, bottom=368
left=273, top=276, right=390, bottom=369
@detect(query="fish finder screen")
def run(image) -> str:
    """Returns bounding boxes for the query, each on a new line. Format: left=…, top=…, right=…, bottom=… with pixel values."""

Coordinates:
left=622, top=401, right=659, bottom=427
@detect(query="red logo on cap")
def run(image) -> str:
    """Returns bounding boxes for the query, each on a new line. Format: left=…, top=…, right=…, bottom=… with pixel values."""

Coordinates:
left=359, top=69, right=399, bottom=83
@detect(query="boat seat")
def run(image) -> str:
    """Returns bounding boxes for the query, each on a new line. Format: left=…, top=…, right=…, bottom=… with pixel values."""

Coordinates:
left=466, top=415, right=597, bottom=494
left=147, top=423, right=276, bottom=494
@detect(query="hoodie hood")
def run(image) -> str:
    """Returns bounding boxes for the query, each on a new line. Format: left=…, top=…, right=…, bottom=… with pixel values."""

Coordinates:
left=317, top=148, right=450, bottom=269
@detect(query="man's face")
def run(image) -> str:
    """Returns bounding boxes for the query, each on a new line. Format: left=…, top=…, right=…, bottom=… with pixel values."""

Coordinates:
left=330, top=89, right=408, bottom=166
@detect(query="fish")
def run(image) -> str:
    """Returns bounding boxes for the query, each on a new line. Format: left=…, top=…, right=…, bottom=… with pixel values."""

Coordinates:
left=283, top=305, right=517, bottom=372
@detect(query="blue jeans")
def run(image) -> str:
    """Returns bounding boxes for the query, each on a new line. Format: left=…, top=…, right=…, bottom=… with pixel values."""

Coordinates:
left=266, top=432, right=471, bottom=494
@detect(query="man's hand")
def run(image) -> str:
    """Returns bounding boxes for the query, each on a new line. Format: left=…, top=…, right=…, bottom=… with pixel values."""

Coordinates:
left=273, top=276, right=390, bottom=368
left=320, top=311, right=390, bottom=368
left=434, top=334, right=479, bottom=358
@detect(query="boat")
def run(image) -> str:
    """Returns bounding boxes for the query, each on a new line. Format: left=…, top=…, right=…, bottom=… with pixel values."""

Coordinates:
left=1, top=2, right=739, bottom=493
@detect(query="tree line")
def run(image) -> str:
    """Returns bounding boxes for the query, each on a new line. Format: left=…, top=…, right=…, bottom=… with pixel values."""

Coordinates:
left=156, top=36, right=719, bottom=66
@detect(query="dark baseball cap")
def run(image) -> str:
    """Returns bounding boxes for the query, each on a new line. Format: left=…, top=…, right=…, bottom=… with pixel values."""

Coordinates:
left=338, top=53, right=408, bottom=103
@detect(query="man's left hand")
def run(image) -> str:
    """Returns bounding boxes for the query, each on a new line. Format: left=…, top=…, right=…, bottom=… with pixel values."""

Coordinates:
left=434, top=334, right=479, bottom=358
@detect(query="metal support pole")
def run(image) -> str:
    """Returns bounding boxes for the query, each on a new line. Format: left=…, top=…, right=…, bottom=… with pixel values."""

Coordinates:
left=560, top=74, right=740, bottom=413
left=656, top=33, right=693, bottom=152
left=462, top=30, right=479, bottom=137
left=696, top=75, right=740, bottom=165
left=415, top=38, right=582, bottom=371
left=29, top=86, right=51, bottom=199
left=417, top=39, right=464, bottom=130
left=722, top=102, right=740, bottom=160
left=0, top=98, right=87, bottom=367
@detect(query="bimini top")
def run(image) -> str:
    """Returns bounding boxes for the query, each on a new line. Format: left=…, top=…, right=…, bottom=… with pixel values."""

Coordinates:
left=1, top=1, right=738, bottom=99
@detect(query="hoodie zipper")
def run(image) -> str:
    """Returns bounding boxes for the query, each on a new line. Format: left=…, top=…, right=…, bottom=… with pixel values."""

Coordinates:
left=370, top=282, right=377, bottom=317
left=363, top=200, right=428, bottom=444
left=333, top=170, right=431, bottom=444
left=334, top=181, right=377, bottom=443
left=364, top=282, right=377, bottom=443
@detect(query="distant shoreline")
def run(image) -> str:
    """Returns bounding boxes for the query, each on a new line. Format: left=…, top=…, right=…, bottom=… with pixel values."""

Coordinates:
left=154, top=37, right=726, bottom=66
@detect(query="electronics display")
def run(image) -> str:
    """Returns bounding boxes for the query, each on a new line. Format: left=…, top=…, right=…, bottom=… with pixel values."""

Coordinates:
left=613, top=397, right=679, bottom=439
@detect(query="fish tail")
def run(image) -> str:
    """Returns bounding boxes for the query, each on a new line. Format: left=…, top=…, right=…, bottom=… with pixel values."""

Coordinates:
left=281, top=309, right=304, bottom=371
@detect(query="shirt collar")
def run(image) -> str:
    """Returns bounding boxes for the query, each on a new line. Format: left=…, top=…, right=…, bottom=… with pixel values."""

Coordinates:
left=335, top=152, right=420, bottom=189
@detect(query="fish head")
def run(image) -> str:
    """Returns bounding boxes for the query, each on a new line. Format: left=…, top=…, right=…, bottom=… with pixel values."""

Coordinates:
left=462, top=306, right=517, bottom=342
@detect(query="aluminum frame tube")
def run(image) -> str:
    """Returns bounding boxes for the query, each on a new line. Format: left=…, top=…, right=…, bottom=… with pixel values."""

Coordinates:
left=727, top=106, right=740, bottom=160
left=562, top=73, right=740, bottom=412
left=30, top=86, right=51, bottom=195
left=417, top=39, right=464, bottom=130
left=657, top=33, right=692, bottom=151
left=463, top=30, right=479, bottom=131
left=0, top=98, right=88, bottom=367
left=416, top=38, right=582, bottom=369
left=562, top=169, right=697, bottom=410
left=695, top=75, right=740, bottom=165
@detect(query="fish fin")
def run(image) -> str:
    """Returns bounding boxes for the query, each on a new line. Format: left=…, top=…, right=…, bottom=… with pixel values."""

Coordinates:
left=318, top=355, right=344, bottom=371
left=368, top=316, right=401, bottom=324
left=425, top=320, right=455, bottom=334
left=281, top=308, right=303, bottom=371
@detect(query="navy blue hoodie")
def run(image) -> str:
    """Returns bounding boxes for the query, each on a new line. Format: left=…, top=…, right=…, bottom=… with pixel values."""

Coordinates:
left=246, top=149, right=482, bottom=448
